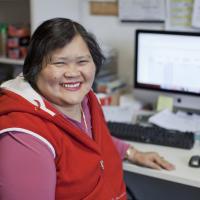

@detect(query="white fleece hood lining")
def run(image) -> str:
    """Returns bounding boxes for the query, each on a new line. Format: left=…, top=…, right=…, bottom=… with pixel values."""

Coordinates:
left=1, top=75, right=55, bottom=116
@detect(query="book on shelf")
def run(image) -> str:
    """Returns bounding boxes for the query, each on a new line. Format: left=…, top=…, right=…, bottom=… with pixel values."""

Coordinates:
left=94, top=76, right=127, bottom=94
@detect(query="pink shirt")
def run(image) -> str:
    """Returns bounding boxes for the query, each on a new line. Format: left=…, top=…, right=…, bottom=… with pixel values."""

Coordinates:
left=0, top=97, right=129, bottom=200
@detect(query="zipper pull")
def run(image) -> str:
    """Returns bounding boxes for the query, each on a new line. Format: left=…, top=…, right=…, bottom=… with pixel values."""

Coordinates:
left=100, top=160, right=104, bottom=170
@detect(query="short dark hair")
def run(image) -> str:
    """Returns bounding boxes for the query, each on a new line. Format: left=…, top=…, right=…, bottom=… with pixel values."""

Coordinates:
left=23, top=18, right=105, bottom=88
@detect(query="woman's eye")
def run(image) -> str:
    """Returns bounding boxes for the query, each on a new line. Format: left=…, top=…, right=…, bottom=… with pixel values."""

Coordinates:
left=52, top=62, right=66, bottom=67
left=78, top=60, right=88, bottom=65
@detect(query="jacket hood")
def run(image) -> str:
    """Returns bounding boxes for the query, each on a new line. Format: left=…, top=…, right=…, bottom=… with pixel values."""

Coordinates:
left=0, top=75, right=55, bottom=116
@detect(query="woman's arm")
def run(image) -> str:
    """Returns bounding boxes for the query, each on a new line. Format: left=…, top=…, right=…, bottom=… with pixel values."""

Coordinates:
left=124, top=145, right=175, bottom=170
left=111, top=136, right=130, bottom=159
left=112, top=136, right=175, bottom=170
left=0, top=132, right=56, bottom=200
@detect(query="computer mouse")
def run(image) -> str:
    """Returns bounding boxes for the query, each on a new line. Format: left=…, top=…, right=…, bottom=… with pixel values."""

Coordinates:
left=189, top=155, right=200, bottom=168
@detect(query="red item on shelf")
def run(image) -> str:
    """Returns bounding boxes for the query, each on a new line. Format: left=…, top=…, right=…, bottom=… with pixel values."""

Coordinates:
left=6, top=24, right=30, bottom=59
left=8, top=48, right=20, bottom=59
left=8, top=25, right=30, bottom=37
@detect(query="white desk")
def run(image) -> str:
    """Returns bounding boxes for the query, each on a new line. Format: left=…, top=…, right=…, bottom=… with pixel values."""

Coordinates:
left=103, top=102, right=200, bottom=197
left=123, top=141, right=200, bottom=188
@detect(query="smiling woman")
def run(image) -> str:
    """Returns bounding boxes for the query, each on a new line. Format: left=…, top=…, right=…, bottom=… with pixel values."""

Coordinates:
left=35, top=35, right=96, bottom=119
left=0, top=18, right=174, bottom=200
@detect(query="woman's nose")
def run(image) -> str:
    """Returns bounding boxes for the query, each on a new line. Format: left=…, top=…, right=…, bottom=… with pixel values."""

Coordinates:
left=64, top=64, right=80, bottom=77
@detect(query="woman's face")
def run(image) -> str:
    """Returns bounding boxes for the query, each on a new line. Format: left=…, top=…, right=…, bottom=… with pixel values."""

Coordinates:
left=36, top=35, right=96, bottom=108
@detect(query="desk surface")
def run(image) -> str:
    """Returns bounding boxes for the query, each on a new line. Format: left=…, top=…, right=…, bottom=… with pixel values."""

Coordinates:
left=123, top=141, right=200, bottom=188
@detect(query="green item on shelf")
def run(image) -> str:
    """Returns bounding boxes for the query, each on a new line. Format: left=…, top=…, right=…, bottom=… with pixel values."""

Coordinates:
left=0, top=23, right=7, bottom=57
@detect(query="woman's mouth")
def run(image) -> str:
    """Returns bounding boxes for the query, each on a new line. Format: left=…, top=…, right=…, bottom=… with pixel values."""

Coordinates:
left=61, top=82, right=81, bottom=91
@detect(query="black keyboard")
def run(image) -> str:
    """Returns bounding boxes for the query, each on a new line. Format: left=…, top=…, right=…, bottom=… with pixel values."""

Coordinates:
left=107, top=121, right=195, bottom=149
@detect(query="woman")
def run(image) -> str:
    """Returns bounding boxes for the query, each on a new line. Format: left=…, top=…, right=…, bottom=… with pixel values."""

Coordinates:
left=0, top=18, right=174, bottom=200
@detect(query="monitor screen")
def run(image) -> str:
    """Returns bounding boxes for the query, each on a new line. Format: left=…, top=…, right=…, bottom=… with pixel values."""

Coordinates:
left=134, top=29, right=200, bottom=111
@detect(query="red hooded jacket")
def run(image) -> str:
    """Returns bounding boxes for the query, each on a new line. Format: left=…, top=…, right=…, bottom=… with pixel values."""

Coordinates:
left=0, top=77, right=127, bottom=200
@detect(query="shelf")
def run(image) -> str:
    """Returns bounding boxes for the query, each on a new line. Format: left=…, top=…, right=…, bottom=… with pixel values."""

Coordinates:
left=0, top=57, right=24, bottom=65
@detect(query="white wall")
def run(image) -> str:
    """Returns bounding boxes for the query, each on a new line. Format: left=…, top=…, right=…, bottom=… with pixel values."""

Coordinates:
left=31, top=0, right=164, bottom=85
left=30, top=0, right=80, bottom=31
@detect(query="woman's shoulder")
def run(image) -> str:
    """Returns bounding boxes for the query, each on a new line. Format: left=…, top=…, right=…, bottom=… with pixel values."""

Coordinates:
left=0, top=131, right=55, bottom=158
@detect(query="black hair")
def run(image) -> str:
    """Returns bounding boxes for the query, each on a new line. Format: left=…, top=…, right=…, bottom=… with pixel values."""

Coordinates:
left=23, top=18, right=105, bottom=88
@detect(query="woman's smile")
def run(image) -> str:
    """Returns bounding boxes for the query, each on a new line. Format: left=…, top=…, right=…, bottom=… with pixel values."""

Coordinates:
left=60, top=82, right=82, bottom=91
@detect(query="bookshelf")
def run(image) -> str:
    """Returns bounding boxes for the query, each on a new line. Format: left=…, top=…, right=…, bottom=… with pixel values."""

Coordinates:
left=0, top=0, right=29, bottom=81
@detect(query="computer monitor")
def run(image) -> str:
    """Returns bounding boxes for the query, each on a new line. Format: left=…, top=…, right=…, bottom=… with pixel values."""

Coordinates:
left=134, top=29, right=200, bottom=111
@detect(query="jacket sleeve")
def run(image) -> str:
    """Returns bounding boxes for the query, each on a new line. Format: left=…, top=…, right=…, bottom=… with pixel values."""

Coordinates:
left=0, top=132, right=56, bottom=200
left=111, top=136, right=130, bottom=160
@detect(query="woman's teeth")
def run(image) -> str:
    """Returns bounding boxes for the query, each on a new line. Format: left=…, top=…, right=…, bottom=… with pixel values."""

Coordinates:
left=62, top=83, right=80, bottom=88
